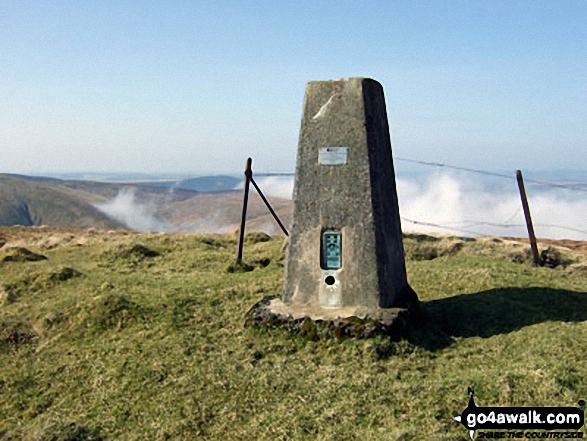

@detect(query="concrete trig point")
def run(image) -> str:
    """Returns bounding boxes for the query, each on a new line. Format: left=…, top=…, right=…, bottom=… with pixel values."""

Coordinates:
left=247, top=77, right=418, bottom=336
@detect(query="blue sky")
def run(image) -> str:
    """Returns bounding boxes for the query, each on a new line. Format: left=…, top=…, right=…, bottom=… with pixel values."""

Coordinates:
left=1, top=0, right=586, bottom=175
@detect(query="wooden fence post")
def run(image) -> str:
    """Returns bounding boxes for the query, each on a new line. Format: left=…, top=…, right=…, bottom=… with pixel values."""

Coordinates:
left=516, top=170, right=541, bottom=266
left=236, top=158, right=252, bottom=262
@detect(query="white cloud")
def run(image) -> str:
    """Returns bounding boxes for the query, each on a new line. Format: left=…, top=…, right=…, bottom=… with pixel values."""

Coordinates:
left=396, top=173, right=587, bottom=240
left=234, top=176, right=294, bottom=199
left=96, top=174, right=587, bottom=241
left=93, top=188, right=169, bottom=232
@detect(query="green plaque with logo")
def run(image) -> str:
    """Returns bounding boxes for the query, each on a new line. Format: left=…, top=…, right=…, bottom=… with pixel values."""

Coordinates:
left=322, top=232, right=342, bottom=270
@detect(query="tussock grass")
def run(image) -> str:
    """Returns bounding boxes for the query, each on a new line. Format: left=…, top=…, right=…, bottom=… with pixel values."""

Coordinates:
left=0, top=228, right=585, bottom=440
left=0, top=247, right=47, bottom=263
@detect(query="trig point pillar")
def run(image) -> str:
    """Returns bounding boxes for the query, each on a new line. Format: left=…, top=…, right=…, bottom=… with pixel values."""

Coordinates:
left=283, top=77, right=416, bottom=311
left=245, top=77, right=417, bottom=337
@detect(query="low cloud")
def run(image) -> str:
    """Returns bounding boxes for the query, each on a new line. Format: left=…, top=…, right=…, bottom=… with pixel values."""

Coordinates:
left=234, top=176, right=294, bottom=199
left=396, top=173, right=587, bottom=241
left=94, top=188, right=237, bottom=234
left=241, top=173, right=587, bottom=240
left=96, top=174, right=587, bottom=241
left=94, top=188, right=170, bottom=232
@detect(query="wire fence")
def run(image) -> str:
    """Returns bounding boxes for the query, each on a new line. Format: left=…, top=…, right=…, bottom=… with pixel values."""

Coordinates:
left=257, top=157, right=587, bottom=193
left=255, top=156, right=587, bottom=239
left=394, top=157, right=587, bottom=193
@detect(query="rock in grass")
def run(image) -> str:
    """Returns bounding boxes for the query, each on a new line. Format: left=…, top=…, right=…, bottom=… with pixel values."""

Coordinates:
left=0, top=320, right=36, bottom=351
left=125, top=244, right=160, bottom=258
left=406, top=241, right=465, bottom=261
left=507, top=249, right=534, bottom=265
left=540, top=246, right=572, bottom=268
left=409, top=245, right=439, bottom=261
left=245, top=232, right=272, bottom=244
left=48, top=267, right=82, bottom=282
left=252, top=258, right=271, bottom=268
left=1, top=247, right=47, bottom=262
left=403, top=233, right=441, bottom=243
left=98, top=244, right=161, bottom=270
left=225, top=259, right=254, bottom=273
left=198, top=237, right=225, bottom=248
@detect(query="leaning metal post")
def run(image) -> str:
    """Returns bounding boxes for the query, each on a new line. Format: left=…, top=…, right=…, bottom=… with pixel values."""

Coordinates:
left=516, top=169, right=541, bottom=266
left=249, top=176, right=289, bottom=237
left=236, top=157, right=252, bottom=262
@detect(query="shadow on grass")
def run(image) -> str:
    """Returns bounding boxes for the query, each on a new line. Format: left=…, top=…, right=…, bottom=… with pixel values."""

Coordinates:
left=409, top=287, right=587, bottom=351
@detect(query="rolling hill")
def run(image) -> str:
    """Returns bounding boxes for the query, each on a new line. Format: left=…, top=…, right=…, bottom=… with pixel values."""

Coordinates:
left=139, top=175, right=242, bottom=193
left=0, top=174, right=124, bottom=230
left=0, top=173, right=293, bottom=234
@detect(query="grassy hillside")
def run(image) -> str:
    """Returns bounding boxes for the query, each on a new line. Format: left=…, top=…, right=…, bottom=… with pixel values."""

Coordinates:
left=0, top=227, right=586, bottom=440
left=0, top=175, right=124, bottom=230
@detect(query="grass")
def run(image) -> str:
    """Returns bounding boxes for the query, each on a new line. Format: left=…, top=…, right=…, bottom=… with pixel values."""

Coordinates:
left=0, top=228, right=586, bottom=440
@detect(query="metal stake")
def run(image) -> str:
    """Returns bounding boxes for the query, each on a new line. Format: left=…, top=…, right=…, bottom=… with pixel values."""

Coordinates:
left=516, top=170, right=541, bottom=266
left=250, top=177, right=289, bottom=237
left=237, top=158, right=252, bottom=262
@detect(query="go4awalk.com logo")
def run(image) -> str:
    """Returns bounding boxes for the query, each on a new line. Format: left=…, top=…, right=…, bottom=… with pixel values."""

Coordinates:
left=453, top=388, right=585, bottom=439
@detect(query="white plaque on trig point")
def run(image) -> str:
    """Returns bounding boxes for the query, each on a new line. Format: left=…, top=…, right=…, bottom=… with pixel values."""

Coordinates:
left=319, top=147, right=348, bottom=165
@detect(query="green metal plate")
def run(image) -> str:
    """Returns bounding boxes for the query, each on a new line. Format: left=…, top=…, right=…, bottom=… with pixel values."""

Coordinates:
left=322, top=232, right=341, bottom=270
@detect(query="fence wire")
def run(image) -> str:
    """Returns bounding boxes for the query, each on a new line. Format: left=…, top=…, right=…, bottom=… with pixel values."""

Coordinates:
left=256, top=156, right=587, bottom=238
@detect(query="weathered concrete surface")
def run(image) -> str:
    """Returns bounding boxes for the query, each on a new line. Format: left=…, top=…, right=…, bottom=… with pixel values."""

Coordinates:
left=245, top=295, right=415, bottom=340
left=268, top=297, right=404, bottom=321
left=281, top=77, right=417, bottom=310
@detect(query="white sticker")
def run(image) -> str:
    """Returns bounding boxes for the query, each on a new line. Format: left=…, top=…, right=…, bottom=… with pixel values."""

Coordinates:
left=319, top=147, right=348, bottom=165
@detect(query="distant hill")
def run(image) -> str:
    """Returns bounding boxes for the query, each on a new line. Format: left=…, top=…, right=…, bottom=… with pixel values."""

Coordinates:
left=138, top=175, right=241, bottom=193
left=161, top=190, right=292, bottom=235
left=0, top=173, right=293, bottom=234
left=0, top=174, right=125, bottom=229
left=0, top=174, right=197, bottom=230
left=176, top=175, right=241, bottom=192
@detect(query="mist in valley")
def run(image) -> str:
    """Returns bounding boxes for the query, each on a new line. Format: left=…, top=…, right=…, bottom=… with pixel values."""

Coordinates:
left=93, top=173, right=587, bottom=241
